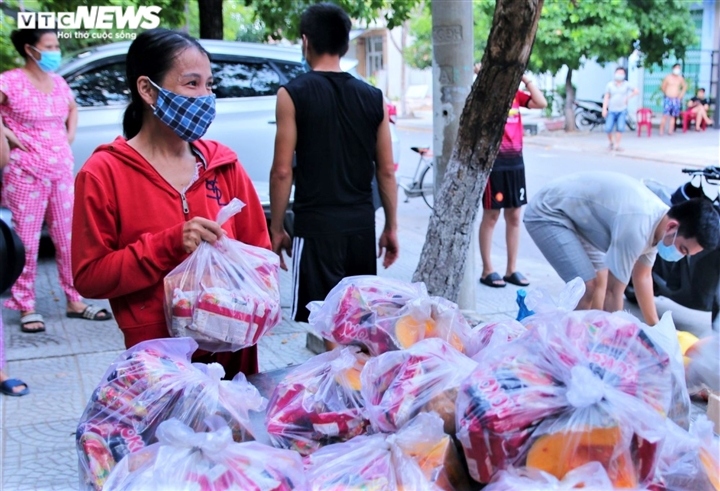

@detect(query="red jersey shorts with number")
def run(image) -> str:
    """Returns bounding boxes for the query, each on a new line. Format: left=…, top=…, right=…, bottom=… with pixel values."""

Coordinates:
left=483, top=90, right=530, bottom=210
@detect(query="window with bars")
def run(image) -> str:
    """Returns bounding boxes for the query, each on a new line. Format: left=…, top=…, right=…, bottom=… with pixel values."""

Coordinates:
left=365, top=35, right=384, bottom=76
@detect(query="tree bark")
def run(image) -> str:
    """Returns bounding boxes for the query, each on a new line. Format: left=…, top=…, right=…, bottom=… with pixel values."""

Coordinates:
left=564, top=67, right=577, bottom=132
left=198, top=0, right=223, bottom=40
left=413, top=0, right=544, bottom=301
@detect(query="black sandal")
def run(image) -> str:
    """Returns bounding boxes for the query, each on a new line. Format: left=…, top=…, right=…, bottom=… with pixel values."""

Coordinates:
left=503, top=272, right=530, bottom=286
left=480, top=272, right=506, bottom=288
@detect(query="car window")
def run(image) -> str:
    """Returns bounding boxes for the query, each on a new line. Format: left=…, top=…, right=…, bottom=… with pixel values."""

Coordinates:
left=274, top=62, right=306, bottom=82
left=67, top=62, right=129, bottom=107
left=211, top=59, right=282, bottom=98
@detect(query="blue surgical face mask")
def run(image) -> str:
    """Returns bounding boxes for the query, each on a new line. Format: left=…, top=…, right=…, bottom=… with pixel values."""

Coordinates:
left=657, top=230, right=685, bottom=262
left=149, top=80, right=216, bottom=142
left=30, top=46, right=62, bottom=73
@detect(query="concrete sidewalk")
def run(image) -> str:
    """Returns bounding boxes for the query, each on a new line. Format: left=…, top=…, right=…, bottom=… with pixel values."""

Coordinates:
left=397, top=113, right=720, bottom=168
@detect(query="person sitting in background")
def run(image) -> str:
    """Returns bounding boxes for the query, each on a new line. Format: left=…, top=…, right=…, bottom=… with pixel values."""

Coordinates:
left=0, top=117, right=29, bottom=396
left=71, top=29, right=270, bottom=379
left=687, top=87, right=713, bottom=131
left=524, top=171, right=720, bottom=327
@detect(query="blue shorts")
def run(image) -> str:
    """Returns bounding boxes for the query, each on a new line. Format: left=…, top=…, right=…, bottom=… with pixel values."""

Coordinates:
left=663, top=96, right=682, bottom=117
left=605, top=110, right=627, bottom=133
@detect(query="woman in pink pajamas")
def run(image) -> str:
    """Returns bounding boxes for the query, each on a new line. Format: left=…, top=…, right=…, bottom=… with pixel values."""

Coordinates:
left=0, top=28, right=111, bottom=333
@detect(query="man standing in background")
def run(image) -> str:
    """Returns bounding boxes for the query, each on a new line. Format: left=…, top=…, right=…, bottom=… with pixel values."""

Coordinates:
left=269, top=3, right=399, bottom=325
left=659, top=63, right=687, bottom=136
left=602, top=66, right=638, bottom=151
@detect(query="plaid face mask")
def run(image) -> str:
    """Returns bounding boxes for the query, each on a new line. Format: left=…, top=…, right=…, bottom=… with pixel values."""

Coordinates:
left=150, top=80, right=216, bottom=142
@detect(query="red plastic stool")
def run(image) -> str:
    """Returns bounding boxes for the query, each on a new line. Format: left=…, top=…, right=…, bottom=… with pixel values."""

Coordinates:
left=636, top=108, right=652, bottom=137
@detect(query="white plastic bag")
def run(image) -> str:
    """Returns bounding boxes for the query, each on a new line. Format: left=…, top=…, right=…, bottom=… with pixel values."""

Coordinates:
left=308, top=276, right=471, bottom=356
left=104, top=417, right=307, bottom=491
left=483, top=462, right=616, bottom=491
left=164, top=198, right=281, bottom=352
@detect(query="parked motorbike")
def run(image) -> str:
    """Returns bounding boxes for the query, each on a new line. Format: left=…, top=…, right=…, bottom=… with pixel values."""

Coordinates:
left=574, top=98, right=637, bottom=132
left=625, top=166, right=720, bottom=331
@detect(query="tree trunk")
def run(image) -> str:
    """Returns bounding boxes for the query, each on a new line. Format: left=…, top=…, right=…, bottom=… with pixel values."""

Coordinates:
left=427, top=0, right=475, bottom=308
left=198, top=0, right=223, bottom=40
left=564, top=67, right=577, bottom=132
left=413, top=0, right=544, bottom=301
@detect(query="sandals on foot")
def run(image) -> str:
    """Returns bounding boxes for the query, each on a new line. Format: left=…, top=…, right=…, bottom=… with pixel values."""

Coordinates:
left=480, top=272, right=506, bottom=288
left=66, top=305, right=113, bottom=321
left=504, top=272, right=530, bottom=286
left=20, top=313, right=45, bottom=333
left=0, top=378, right=29, bottom=397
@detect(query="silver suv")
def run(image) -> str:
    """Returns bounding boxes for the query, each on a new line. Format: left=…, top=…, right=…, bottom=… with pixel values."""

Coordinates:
left=57, top=40, right=400, bottom=222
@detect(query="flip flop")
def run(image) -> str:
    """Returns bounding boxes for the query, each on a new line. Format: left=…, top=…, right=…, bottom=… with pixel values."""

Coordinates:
left=66, top=305, right=113, bottom=321
left=504, top=272, right=530, bottom=286
left=20, top=313, right=45, bottom=333
left=0, top=378, right=29, bottom=397
left=480, top=272, right=506, bottom=288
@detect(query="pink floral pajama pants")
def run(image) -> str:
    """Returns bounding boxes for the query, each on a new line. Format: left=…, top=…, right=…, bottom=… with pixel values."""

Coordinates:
left=2, top=170, right=81, bottom=313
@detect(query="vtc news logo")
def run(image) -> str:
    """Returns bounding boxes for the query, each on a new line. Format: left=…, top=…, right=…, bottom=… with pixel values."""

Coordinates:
left=17, top=6, right=161, bottom=30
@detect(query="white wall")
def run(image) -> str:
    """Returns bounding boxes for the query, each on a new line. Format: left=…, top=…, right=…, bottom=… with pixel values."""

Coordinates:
left=386, top=26, right=404, bottom=100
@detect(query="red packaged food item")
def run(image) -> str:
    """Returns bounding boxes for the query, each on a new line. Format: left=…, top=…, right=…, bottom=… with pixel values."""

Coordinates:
left=466, top=319, right=526, bottom=358
left=104, top=418, right=307, bottom=491
left=77, top=338, right=266, bottom=491
left=362, top=338, right=477, bottom=435
left=456, top=310, right=672, bottom=487
left=265, top=347, right=369, bottom=455
left=308, top=276, right=472, bottom=356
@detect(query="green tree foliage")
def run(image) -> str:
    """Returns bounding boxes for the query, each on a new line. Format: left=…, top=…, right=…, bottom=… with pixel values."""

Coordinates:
left=403, top=1, right=491, bottom=70
left=405, top=0, right=697, bottom=77
left=247, top=0, right=423, bottom=40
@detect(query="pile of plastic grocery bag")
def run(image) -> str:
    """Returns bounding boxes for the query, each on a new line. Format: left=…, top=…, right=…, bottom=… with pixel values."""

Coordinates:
left=78, top=275, right=719, bottom=490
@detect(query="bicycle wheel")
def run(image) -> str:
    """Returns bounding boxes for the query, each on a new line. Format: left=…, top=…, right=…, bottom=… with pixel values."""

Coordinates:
left=419, top=163, right=434, bottom=209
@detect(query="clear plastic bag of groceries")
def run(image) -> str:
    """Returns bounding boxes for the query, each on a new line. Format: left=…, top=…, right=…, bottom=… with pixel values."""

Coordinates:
left=164, top=198, right=281, bottom=352
left=76, top=338, right=267, bottom=491
left=652, top=416, right=719, bottom=491
left=456, top=309, right=673, bottom=487
left=265, top=347, right=370, bottom=455
left=465, top=319, right=526, bottom=359
left=685, top=334, right=720, bottom=395
left=483, top=462, right=616, bottom=491
left=520, top=277, right=586, bottom=328
left=390, top=412, right=473, bottom=491
left=306, top=413, right=463, bottom=491
left=103, top=417, right=307, bottom=491
left=307, top=275, right=472, bottom=356
left=636, top=312, right=691, bottom=429
left=362, top=338, right=477, bottom=435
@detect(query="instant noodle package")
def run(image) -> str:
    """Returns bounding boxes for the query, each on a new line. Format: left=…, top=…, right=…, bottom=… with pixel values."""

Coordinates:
left=362, top=338, right=477, bottom=435
left=103, top=418, right=307, bottom=491
left=308, top=276, right=472, bottom=356
left=165, top=198, right=281, bottom=352
left=265, top=347, right=370, bottom=455
left=304, top=413, right=469, bottom=491
left=76, top=338, right=267, bottom=491
left=456, top=309, right=675, bottom=487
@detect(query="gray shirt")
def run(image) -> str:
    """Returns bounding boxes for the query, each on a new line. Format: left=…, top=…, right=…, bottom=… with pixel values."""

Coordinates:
left=525, top=172, right=669, bottom=283
left=605, top=81, right=634, bottom=112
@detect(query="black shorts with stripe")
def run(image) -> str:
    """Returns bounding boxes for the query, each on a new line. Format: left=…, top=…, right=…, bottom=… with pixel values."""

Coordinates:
left=291, top=230, right=377, bottom=323
left=482, top=155, right=527, bottom=210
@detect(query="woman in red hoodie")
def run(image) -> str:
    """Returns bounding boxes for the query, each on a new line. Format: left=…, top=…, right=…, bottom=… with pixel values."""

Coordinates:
left=71, top=29, right=270, bottom=378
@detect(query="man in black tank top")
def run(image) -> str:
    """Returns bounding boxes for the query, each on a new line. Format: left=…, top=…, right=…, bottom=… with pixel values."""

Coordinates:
left=269, top=3, right=399, bottom=324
